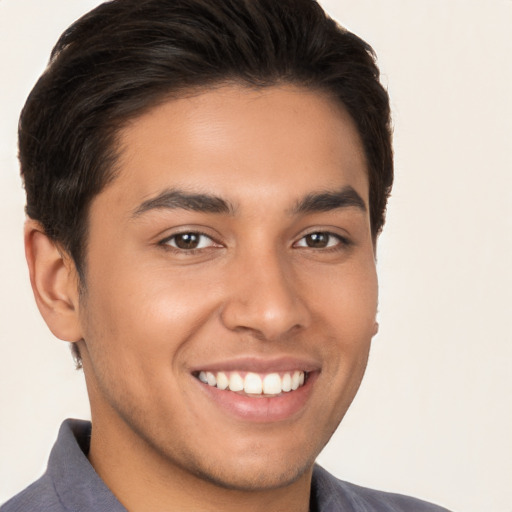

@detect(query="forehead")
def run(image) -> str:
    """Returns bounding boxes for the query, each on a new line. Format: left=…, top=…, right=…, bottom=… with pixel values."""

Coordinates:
left=105, top=84, right=369, bottom=212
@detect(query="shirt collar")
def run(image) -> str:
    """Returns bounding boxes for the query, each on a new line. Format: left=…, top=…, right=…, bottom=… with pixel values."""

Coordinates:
left=48, top=419, right=127, bottom=511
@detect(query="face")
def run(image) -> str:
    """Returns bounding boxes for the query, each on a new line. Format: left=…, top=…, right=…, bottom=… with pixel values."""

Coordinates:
left=77, top=85, right=378, bottom=491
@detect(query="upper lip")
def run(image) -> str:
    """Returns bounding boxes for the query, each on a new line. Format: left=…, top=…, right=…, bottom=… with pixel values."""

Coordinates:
left=189, top=356, right=321, bottom=374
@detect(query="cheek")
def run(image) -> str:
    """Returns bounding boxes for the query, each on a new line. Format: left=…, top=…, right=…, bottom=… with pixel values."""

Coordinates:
left=306, top=256, right=378, bottom=333
left=308, top=258, right=377, bottom=396
left=334, top=266, right=377, bottom=371
left=79, top=261, right=220, bottom=368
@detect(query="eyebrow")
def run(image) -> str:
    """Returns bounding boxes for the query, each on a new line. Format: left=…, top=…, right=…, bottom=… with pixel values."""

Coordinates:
left=132, top=185, right=366, bottom=218
left=132, top=189, right=235, bottom=217
left=291, top=186, right=367, bottom=214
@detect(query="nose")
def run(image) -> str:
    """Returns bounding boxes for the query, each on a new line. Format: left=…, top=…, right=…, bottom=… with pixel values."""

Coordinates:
left=219, top=248, right=311, bottom=341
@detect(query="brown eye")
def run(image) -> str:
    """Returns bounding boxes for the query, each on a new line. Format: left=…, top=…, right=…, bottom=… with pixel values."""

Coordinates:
left=174, top=233, right=200, bottom=249
left=164, top=232, right=215, bottom=250
left=294, top=232, right=348, bottom=250
left=304, top=232, right=330, bottom=248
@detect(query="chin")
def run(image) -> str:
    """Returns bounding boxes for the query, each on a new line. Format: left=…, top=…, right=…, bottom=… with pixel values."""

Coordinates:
left=183, top=453, right=316, bottom=492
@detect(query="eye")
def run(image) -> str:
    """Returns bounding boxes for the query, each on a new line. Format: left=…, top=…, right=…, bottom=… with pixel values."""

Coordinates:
left=162, top=232, right=217, bottom=251
left=294, top=232, right=347, bottom=249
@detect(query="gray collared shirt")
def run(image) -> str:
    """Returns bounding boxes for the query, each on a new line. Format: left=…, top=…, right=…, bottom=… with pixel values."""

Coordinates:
left=1, top=419, right=451, bottom=511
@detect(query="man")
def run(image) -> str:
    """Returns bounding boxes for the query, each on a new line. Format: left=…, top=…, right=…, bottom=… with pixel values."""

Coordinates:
left=1, top=0, right=451, bottom=510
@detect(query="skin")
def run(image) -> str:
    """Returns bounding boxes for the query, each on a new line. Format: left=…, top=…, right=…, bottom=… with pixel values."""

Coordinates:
left=26, top=84, right=378, bottom=512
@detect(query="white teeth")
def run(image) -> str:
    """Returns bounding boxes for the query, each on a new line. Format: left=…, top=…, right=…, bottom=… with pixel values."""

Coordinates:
left=263, top=373, right=282, bottom=394
left=291, top=371, right=300, bottom=390
left=206, top=372, right=216, bottom=387
left=198, top=370, right=306, bottom=395
left=228, top=372, right=244, bottom=392
left=282, top=373, right=292, bottom=392
left=216, top=371, right=229, bottom=390
left=244, top=373, right=263, bottom=394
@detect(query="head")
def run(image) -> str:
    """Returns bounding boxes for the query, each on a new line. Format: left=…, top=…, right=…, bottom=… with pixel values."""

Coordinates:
left=20, top=0, right=392, bottom=279
left=21, top=0, right=393, bottom=503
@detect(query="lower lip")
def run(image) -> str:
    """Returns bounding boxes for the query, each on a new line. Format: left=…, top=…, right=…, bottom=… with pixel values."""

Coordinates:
left=195, top=373, right=318, bottom=423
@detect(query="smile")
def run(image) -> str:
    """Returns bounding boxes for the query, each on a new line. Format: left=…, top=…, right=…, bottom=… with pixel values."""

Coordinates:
left=196, top=370, right=307, bottom=396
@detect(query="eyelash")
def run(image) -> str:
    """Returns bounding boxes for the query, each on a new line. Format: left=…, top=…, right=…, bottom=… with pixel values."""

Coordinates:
left=293, top=231, right=352, bottom=251
left=159, top=230, right=351, bottom=254
left=159, top=231, right=220, bottom=254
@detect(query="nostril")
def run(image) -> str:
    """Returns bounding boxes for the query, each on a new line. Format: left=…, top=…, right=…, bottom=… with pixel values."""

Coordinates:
left=219, top=298, right=309, bottom=341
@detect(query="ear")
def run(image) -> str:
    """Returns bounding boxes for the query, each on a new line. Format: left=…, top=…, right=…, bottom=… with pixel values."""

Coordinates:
left=24, top=219, right=83, bottom=342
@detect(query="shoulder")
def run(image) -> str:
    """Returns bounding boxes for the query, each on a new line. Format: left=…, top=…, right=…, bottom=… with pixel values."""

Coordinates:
left=312, top=465, right=453, bottom=512
left=1, top=474, right=65, bottom=512
left=2, top=419, right=126, bottom=512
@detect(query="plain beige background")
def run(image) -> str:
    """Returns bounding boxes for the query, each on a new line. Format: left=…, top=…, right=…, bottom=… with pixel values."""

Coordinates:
left=1, top=1, right=511, bottom=510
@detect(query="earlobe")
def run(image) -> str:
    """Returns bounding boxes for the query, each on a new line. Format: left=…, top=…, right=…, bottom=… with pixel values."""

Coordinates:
left=24, top=220, right=83, bottom=342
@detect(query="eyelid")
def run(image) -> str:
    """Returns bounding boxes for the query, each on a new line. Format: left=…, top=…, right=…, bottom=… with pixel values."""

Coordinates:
left=159, top=229, right=222, bottom=250
left=293, top=230, right=352, bottom=249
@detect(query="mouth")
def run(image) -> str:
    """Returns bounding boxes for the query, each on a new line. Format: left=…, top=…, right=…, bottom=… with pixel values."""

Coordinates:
left=194, top=370, right=308, bottom=397
left=190, top=357, right=320, bottom=422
